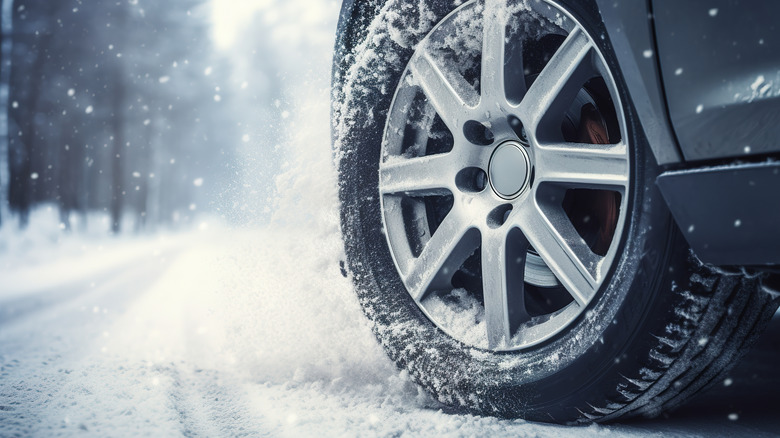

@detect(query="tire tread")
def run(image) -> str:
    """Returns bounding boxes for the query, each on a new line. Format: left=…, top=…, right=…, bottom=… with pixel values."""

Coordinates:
left=590, top=262, right=779, bottom=422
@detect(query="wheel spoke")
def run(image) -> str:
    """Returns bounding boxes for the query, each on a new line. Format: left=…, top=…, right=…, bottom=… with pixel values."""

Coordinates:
left=404, top=208, right=478, bottom=301
left=383, top=84, right=419, bottom=156
left=480, top=3, right=508, bottom=105
left=379, top=154, right=454, bottom=196
left=512, top=202, right=600, bottom=305
left=519, top=28, right=593, bottom=133
left=535, top=141, right=629, bottom=189
left=504, top=35, right=527, bottom=105
left=409, top=52, right=476, bottom=135
left=482, top=227, right=529, bottom=349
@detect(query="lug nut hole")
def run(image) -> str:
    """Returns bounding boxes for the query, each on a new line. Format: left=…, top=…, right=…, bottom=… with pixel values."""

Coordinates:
left=487, top=204, right=513, bottom=229
left=463, top=120, right=494, bottom=146
left=508, top=115, right=529, bottom=145
left=456, top=167, right=488, bottom=193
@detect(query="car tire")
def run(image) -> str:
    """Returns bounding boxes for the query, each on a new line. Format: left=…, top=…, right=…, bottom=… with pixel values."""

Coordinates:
left=332, top=0, right=779, bottom=423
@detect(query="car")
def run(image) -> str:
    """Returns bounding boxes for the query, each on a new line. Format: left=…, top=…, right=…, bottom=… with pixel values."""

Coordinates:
left=330, top=0, right=780, bottom=423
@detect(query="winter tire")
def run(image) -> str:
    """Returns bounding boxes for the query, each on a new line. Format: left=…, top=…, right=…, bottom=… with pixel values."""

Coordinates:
left=332, top=0, right=779, bottom=423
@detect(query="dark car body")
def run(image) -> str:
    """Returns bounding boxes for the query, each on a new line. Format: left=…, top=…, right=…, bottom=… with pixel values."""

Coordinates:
left=335, top=0, right=780, bottom=268
left=598, top=0, right=780, bottom=267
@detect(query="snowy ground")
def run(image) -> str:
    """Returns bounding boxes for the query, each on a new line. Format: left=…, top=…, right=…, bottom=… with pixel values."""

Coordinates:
left=1, top=220, right=780, bottom=437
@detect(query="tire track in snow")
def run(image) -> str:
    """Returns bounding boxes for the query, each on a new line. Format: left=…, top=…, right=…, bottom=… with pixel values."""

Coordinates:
left=0, top=247, right=179, bottom=436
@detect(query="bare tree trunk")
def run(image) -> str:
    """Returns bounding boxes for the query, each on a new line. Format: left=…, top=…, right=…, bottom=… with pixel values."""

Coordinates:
left=110, top=78, right=125, bottom=234
left=8, top=133, right=31, bottom=228
left=58, top=126, right=76, bottom=232
left=0, top=0, right=15, bottom=227
left=109, top=3, right=127, bottom=234
left=9, top=32, right=50, bottom=229
left=135, top=121, right=153, bottom=232
left=146, top=127, right=162, bottom=231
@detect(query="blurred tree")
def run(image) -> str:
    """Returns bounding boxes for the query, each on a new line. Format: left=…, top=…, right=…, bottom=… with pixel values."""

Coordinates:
left=3, top=0, right=243, bottom=232
left=0, top=0, right=14, bottom=226
left=108, top=1, right=128, bottom=233
left=7, top=0, right=57, bottom=227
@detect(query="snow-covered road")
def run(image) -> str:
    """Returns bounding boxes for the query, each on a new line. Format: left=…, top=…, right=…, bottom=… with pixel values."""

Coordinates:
left=1, top=227, right=778, bottom=437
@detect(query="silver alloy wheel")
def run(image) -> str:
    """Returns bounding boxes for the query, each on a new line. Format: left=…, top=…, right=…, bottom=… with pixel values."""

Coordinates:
left=379, top=0, right=630, bottom=350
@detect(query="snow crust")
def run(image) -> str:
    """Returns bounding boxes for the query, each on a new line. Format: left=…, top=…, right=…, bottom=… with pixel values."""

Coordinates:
left=423, top=288, right=489, bottom=348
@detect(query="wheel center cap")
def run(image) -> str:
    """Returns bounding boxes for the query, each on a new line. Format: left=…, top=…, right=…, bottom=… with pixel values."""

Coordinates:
left=488, top=141, right=530, bottom=199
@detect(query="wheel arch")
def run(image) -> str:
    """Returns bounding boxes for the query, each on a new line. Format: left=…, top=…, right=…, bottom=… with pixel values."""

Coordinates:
left=592, top=0, right=683, bottom=165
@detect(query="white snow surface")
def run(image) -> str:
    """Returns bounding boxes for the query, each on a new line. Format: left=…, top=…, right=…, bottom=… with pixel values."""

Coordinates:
left=2, top=220, right=775, bottom=437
